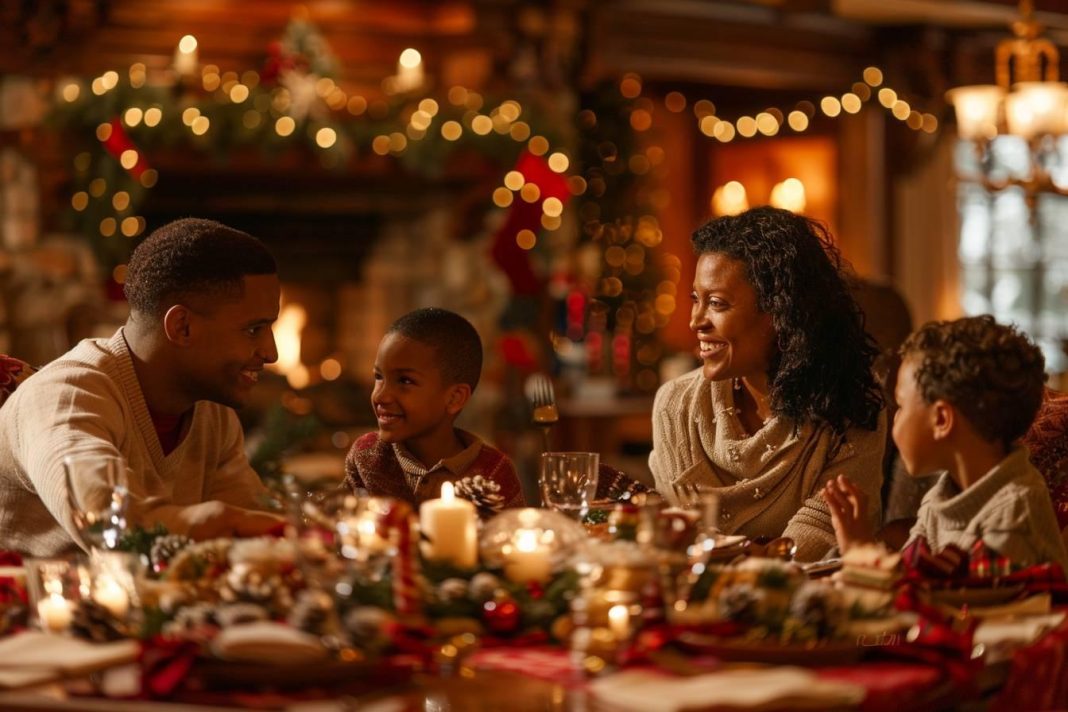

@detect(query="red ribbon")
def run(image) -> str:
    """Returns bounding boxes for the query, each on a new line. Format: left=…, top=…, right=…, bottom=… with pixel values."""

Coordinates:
left=101, top=118, right=150, bottom=179
left=490, top=151, right=571, bottom=296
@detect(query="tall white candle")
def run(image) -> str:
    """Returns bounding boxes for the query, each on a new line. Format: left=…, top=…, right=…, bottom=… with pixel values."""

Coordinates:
left=504, top=529, right=552, bottom=583
left=37, top=594, right=72, bottom=633
left=419, top=482, right=477, bottom=569
left=173, top=34, right=199, bottom=78
left=93, top=574, right=130, bottom=618
left=395, top=48, right=424, bottom=93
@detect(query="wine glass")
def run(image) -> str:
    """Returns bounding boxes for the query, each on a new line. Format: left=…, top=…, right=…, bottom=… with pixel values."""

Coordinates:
left=63, top=454, right=130, bottom=550
left=539, top=452, right=600, bottom=520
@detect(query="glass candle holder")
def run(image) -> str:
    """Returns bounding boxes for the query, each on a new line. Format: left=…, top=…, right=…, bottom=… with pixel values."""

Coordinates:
left=88, top=550, right=142, bottom=622
left=25, top=558, right=81, bottom=634
left=479, top=508, right=587, bottom=582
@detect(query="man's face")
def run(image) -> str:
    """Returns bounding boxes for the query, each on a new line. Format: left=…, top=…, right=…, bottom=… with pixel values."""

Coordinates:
left=184, top=273, right=280, bottom=409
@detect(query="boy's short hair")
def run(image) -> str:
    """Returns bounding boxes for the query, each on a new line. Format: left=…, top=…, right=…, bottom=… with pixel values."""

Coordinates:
left=387, top=308, right=482, bottom=391
left=900, top=315, right=1046, bottom=448
left=125, top=218, right=277, bottom=317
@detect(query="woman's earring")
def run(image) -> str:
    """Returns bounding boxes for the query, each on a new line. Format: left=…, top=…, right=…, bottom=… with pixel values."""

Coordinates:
left=733, top=378, right=742, bottom=391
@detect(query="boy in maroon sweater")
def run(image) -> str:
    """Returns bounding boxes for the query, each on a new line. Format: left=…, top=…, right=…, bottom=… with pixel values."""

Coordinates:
left=344, top=308, right=524, bottom=516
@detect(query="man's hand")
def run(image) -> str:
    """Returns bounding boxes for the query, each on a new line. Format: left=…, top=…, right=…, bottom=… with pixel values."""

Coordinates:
left=823, top=475, right=875, bottom=554
left=181, top=501, right=286, bottom=540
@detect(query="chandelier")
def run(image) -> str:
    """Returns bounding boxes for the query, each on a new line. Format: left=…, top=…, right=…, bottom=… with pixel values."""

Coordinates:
left=945, top=0, right=1068, bottom=370
left=947, top=0, right=1066, bottom=141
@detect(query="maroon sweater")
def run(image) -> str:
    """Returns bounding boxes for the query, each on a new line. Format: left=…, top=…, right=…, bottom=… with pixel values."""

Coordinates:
left=344, top=432, right=525, bottom=516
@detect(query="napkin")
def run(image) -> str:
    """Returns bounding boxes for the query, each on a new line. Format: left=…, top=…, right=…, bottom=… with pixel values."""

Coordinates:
left=590, top=667, right=865, bottom=711
left=210, top=621, right=328, bottom=665
left=975, top=611, right=1067, bottom=663
left=0, top=631, right=138, bottom=689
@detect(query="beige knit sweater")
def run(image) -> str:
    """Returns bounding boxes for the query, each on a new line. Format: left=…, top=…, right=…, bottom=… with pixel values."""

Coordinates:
left=0, top=328, right=270, bottom=556
left=907, top=447, right=1068, bottom=571
left=648, top=368, right=887, bottom=562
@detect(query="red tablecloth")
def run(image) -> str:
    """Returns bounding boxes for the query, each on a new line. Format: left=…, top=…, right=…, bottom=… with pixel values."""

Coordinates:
left=470, top=645, right=955, bottom=712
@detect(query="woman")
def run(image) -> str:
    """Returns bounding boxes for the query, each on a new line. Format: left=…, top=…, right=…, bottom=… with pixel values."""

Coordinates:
left=648, top=206, right=886, bottom=561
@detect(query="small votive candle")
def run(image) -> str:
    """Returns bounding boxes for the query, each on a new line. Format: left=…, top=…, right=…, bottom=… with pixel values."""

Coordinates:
left=93, top=574, right=130, bottom=618
left=504, top=529, right=552, bottom=584
left=608, top=604, right=630, bottom=642
left=37, top=593, right=73, bottom=633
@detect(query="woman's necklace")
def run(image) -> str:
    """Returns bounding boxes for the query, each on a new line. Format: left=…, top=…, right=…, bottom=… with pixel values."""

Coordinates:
left=724, top=379, right=780, bottom=503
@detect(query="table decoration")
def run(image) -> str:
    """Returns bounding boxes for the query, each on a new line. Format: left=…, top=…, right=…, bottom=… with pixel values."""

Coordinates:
left=419, top=482, right=478, bottom=570
left=479, top=508, right=585, bottom=584
left=0, top=552, right=28, bottom=636
left=25, top=558, right=81, bottom=634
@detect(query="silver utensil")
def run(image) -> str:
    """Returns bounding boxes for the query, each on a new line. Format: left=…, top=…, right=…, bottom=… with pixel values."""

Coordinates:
left=528, top=373, right=559, bottom=454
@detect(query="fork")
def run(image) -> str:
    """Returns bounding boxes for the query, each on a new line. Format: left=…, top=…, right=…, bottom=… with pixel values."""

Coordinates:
left=528, top=373, right=559, bottom=454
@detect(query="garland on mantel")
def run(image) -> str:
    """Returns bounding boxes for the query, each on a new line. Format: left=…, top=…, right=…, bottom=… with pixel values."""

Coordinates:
left=49, top=18, right=937, bottom=394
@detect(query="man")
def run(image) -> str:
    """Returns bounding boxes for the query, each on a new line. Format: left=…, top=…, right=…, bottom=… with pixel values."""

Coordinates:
left=0, top=218, right=286, bottom=556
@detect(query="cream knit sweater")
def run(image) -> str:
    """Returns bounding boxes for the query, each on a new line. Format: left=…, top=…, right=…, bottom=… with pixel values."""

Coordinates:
left=649, top=368, right=887, bottom=562
left=907, top=447, right=1068, bottom=571
left=0, top=328, right=270, bottom=556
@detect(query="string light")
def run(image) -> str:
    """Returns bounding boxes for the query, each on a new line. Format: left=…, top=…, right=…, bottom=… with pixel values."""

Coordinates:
left=681, top=67, right=935, bottom=142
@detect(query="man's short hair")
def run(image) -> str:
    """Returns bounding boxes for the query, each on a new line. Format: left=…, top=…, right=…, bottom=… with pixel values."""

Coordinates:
left=900, top=315, right=1046, bottom=448
left=124, top=218, right=276, bottom=316
left=387, top=308, right=483, bottom=391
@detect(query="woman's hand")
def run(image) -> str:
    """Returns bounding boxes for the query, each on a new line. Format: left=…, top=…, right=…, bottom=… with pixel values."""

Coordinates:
left=823, top=475, right=874, bottom=553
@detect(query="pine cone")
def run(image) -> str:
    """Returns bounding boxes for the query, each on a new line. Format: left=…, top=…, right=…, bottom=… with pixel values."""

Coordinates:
left=71, top=600, right=128, bottom=642
left=215, top=602, right=269, bottom=628
left=151, top=534, right=193, bottom=574
left=166, top=539, right=232, bottom=582
left=221, top=563, right=281, bottom=605
left=436, top=577, right=469, bottom=603
left=343, top=605, right=393, bottom=647
left=454, top=475, right=505, bottom=514
left=287, top=589, right=334, bottom=636
left=469, top=572, right=501, bottom=603
left=164, top=602, right=217, bottom=636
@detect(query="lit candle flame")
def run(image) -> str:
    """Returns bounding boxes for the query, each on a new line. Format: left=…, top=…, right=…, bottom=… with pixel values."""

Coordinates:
left=516, top=529, right=539, bottom=552
left=441, top=481, right=455, bottom=502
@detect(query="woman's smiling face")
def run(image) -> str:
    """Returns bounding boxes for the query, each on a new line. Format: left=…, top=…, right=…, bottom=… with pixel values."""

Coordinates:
left=689, top=252, right=777, bottom=384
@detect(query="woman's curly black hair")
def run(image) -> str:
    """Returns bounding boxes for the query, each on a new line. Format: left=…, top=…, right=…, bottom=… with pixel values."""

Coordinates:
left=900, top=315, right=1046, bottom=449
left=691, top=206, right=883, bottom=433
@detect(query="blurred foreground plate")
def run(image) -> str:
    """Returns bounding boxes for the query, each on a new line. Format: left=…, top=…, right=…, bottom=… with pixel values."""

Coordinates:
left=674, top=631, right=863, bottom=666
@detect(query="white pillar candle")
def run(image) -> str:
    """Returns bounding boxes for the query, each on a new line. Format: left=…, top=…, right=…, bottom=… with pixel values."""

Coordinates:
left=173, top=35, right=199, bottom=78
left=93, top=575, right=130, bottom=618
left=608, top=604, right=630, bottom=642
left=504, top=529, right=552, bottom=583
left=395, top=48, right=424, bottom=93
left=419, top=482, right=477, bottom=569
left=37, top=594, right=73, bottom=633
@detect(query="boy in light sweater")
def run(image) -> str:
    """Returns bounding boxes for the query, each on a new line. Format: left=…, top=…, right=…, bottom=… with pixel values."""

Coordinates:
left=825, top=316, right=1068, bottom=571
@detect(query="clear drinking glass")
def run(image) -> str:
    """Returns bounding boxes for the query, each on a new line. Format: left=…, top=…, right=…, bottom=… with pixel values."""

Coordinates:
left=539, top=452, right=600, bottom=520
left=63, top=454, right=130, bottom=550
